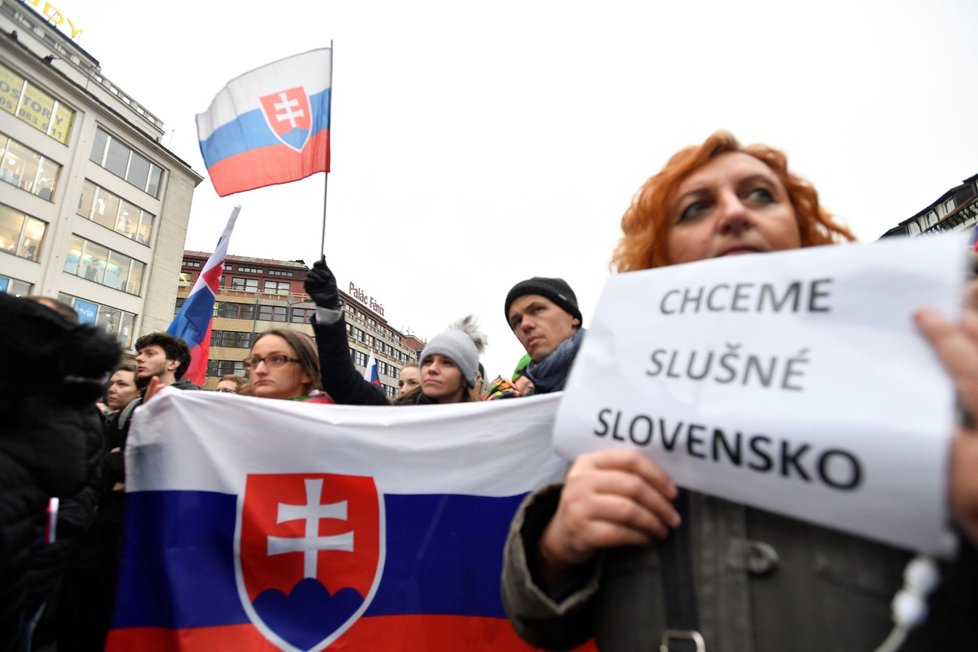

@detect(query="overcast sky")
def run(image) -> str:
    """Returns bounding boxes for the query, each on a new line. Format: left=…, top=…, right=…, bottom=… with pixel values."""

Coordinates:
left=55, top=0, right=978, bottom=379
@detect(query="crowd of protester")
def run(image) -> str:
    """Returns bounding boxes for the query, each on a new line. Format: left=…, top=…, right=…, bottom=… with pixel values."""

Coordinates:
left=4, top=131, right=978, bottom=651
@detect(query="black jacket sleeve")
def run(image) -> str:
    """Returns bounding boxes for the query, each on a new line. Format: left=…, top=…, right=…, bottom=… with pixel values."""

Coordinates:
left=312, top=314, right=390, bottom=406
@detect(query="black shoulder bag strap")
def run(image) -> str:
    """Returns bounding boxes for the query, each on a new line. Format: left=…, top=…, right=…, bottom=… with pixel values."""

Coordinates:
left=658, top=489, right=705, bottom=652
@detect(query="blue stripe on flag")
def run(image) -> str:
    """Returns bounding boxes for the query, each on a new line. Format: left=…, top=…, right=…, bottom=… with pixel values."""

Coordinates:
left=113, top=490, right=524, bottom=629
left=199, top=88, right=331, bottom=168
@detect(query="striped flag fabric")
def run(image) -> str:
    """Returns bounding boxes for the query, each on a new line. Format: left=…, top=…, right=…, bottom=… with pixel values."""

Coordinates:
left=105, top=391, right=568, bottom=651
left=362, top=354, right=380, bottom=385
left=166, top=207, right=239, bottom=385
left=196, top=48, right=331, bottom=197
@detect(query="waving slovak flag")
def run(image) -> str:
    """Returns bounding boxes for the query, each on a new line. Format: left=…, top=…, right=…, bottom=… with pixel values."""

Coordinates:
left=166, top=207, right=239, bottom=385
left=195, top=48, right=332, bottom=196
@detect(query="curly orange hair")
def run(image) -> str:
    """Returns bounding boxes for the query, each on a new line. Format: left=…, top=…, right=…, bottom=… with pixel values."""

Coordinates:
left=611, top=131, right=856, bottom=272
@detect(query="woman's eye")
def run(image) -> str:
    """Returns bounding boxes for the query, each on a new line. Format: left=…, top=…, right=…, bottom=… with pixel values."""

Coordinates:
left=679, top=201, right=708, bottom=222
left=748, top=187, right=774, bottom=203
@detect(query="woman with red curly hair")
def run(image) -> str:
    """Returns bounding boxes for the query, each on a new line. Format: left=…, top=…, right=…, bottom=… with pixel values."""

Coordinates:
left=501, top=132, right=978, bottom=651
left=612, top=130, right=854, bottom=273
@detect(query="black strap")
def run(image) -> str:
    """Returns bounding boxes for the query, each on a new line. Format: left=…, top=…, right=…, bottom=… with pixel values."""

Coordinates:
left=660, top=490, right=700, bottom=640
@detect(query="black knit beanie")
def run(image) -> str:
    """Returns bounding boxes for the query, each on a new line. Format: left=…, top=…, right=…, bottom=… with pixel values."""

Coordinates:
left=504, top=277, right=582, bottom=328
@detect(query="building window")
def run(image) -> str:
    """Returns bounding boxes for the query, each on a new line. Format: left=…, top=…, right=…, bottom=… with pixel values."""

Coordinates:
left=290, top=307, right=315, bottom=323
left=945, top=198, right=956, bottom=214
left=89, top=127, right=164, bottom=197
left=217, top=302, right=256, bottom=319
left=77, top=180, right=155, bottom=245
left=352, top=350, right=366, bottom=367
left=0, top=274, right=32, bottom=296
left=212, top=330, right=253, bottom=348
left=0, top=63, right=74, bottom=143
left=237, top=265, right=261, bottom=273
left=230, top=277, right=259, bottom=292
left=57, top=292, right=136, bottom=348
left=207, top=359, right=246, bottom=377
left=183, top=259, right=201, bottom=268
left=63, top=234, right=145, bottom=294
left=0, top=133, right=60, bottom=200
left=264, top=280, right=289, bottom=295
left=258, top=305, right=288, bottom=322
left=0, top=204, right=45, bottom=261
left=267, top=269, right=293, bottom=277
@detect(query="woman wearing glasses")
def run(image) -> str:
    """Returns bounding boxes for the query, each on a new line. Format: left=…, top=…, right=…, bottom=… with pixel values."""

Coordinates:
left=243, top=329, right=331, bottom=403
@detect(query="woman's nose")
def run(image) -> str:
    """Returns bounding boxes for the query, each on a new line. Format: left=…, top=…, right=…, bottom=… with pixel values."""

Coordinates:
left=716, top=193, right=750, bottom=235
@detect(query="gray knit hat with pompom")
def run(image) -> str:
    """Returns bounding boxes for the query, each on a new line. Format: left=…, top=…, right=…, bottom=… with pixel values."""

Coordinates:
left=418, top=315, right=487, bottom=387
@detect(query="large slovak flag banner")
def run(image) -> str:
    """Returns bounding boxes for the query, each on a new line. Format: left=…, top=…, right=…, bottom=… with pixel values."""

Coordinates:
left=106, top=391, right=568, bottom=651
left=196, top=48, right=331, bottom=197
left=166, top=207, right=239, bottom=386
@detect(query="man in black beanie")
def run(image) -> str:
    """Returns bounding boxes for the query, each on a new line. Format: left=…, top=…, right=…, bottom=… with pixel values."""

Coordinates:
left=504, top=277, right=584, bottom=394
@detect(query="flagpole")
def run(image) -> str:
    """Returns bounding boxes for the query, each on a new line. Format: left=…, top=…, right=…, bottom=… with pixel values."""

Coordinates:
left=320, top=40, right=334, bottom=260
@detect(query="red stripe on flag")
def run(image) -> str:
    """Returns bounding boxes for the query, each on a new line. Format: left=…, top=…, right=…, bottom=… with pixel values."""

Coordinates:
left=184, top=328, right=212, bottom=387
left=208, top=130, right=330, bottom=197
left=106, top=615, right=598, bottom=651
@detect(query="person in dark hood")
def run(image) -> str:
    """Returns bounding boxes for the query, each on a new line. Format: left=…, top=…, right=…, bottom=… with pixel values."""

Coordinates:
left=61, top=332, right=196, bottom=650
left=0, top=294, right=120, bottom=652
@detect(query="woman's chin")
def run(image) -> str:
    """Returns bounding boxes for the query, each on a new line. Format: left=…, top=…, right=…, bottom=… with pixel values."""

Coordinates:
left=254, top=386, right=295, bottom=400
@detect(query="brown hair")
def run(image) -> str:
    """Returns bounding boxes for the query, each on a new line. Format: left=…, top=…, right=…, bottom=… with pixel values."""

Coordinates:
left=248, top=329, right=321, bottom=396
left=218, top=374, right=246, bottom=391
left=134, top=332, right=192, bottom=379
left=611, top=131, right=856, bottom=272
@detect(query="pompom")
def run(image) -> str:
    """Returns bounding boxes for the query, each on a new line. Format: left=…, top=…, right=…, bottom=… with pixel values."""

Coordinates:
left=449, top=315, right=487, bottom=354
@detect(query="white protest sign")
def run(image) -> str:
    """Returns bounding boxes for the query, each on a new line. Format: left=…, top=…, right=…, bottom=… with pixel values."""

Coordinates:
left=554, top=234, right=969, bottom=556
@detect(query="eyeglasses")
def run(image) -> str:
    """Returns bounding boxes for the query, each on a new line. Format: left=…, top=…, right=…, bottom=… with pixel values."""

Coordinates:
left=242, top=354, right=301, bottom=370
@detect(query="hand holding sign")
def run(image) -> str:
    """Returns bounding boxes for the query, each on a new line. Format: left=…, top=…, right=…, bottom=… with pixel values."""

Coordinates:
left=538, top=449, right=680, bottom=589
left=915, top=306, right=978, bottom=545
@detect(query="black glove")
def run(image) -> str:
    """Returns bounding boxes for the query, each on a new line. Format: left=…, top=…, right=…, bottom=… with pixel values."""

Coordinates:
left=305, top=259, right=340, bottom=309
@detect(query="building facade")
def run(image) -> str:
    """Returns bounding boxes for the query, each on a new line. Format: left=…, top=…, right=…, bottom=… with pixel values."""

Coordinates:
left=0, top=1, right=202, bottom=349
left=178, top=251, right=425, bottom=397
left=880, top=173, right=978, bottom=239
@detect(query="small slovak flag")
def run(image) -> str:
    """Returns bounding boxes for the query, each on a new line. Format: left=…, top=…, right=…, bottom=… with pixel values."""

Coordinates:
left=363, top=354, right=380, bottom=384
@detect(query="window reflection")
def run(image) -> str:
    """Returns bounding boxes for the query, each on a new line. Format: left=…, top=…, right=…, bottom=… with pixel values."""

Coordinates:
left=0, top=134, right=61, bottom=200
left=127, top=153, right=150, bottom=189
left=76, top=179, right=154, bottom=245
left=0, top=204, right=46, bottom=262
left=105, top=138, right=129, bottom=178
left=93, top=192, right=119, bottom=230
left=127, top=259, right=144, bottom=294
left=89, top=127, right=164, bottom=197
left=58, top=292, right=136, bottom=348
left=62, top=234, right=145, bottom=295
left=105, top=251, right=131, bottom=292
